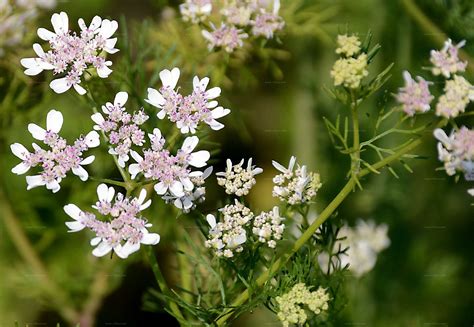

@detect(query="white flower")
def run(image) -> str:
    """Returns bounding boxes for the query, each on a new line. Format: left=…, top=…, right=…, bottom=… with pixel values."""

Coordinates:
left=180, top=0, right=212, bottom=23
left=317, top=219, right=390, bottom=278
left=21, top=11, right=119, bottom=95
left=272, top=156, right=322, bottom=205
left=64, top=184, right=159, bottom=259
left=216, top=158, right=263, bottom=196
left=146, top=67, right=230, bottom=134
left=11, top=109, right=99, bottom=193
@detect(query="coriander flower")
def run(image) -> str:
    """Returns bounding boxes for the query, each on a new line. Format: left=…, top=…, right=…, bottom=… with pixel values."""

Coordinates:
left=276, top=283, right=330, bottom=327
left=21, top=11, right=118, bottom=95
left=331, top=53, right=369, bottom=89
left=317, top=219, right=390, bottom=277
left=272, top=156, right=322, bottom=205
left=396, top=71, right=434, bottom=116
left=216, top=158, right=263, bottom=196
left=202, top=23, right=248, bottom=53
left=91, top=91, right=148, bottom=167
left=11, top=109, right=99, bottom=193
left=129, top=129, right=210, bottom=198
left=221, top=1, right=254, bottom=26
left=163, top=166, right=213, bottom=212
left=434, top=127, right=474, bottom=180
left=435, top=75, right=474, bottom=118
left=335, top=34, right=361, bottom=57
left=252, top=206, right=285, bottom=248
left=250, top=0, right=284, bottom=39
left=64, top=184, right=159, bottom=259
left=430, top=39, right=467, bottom=78
left=146, top=67, right=230, bottom=133
left=205, top=200, right=254, bottom=258
left=180, top=0, right=212, bottom=23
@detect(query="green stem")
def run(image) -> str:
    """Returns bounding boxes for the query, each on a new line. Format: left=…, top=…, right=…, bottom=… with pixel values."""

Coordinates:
left=215, top=118, right=446, bottom=326
left=146, top=247, right=185, bottom=323
left=0, top=188, right=80, bottom=323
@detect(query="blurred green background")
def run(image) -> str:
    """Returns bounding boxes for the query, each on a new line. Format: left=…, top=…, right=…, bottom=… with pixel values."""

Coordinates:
left=1, top=0, right=473, bottom=326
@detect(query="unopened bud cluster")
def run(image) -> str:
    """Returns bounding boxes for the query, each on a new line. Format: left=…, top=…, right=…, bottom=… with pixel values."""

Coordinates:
left=276, top=283, right=330, bottom=327
left=205, top=200, right=254, bottom=257
left=331, top=34, right=368, bottom=89
left=252, top=206, right=285, bottom=248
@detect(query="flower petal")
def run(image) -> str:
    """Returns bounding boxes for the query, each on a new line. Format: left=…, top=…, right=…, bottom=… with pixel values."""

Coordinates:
left=189, top=150, right=210, bottom=168
left=10, top=143, right=29, bottom=160
left=26, top=175, right=45, bottom=190
left=28, top=124, right=46, bottom=141
left=50, top=77, right=71, bottom=94
left=114, top=91, right=128, bottom=107
left=46, top=109, right=63, bottom=133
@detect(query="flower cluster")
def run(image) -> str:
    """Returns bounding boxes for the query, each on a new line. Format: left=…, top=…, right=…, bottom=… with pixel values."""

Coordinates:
left=275, top=283, right=330, bottom=327
left=434, top=127, right=474, bottom=180
left=21, top=11, right=118, bottom=94
left=396, top=71, right=434, bottom=116
left=163, top=166, right=213, bottom=212
left=91, top=92, right=148, bottom=167
left=129, top=128, right=211, bottom=208
left=146, top=67, right=230, bottom=134
left=430, top=39, right=467, bottom=78
left=64, top=184, right=160, bottom=259
left=331, top=34, right=368, bottom=89
left=205, top=200, right=254, bottom=257
left=272, top=156, right=322, bottom=205
left=179, top=0, right=212, bottom=23
left=180, top=0, right=285, bottom=53
left=216, top=158, right=263, bottom=196
left=0, top=0, right=55, bottom=56
left=335, top=34, right=361, bottom=57
left=435, top=75, right=474, bottom=118
left=10, top=109, right=100, bottom=193
left=318, top=219, right=390, bottom=277
left=252, top=206, right=284, bottom=248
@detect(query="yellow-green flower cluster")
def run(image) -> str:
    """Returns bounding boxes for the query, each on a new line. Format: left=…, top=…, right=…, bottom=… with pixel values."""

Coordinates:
left=276, top=283, right=330, bottom=327
left=336, top=34, right=361, bottom=57
left=436, top=75, right=474, bottom=118
left=331, top=54, right=369, bottom=89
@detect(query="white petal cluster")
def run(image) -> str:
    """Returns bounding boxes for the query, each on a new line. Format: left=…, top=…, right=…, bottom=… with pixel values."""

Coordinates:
left=317, top=219, right=390, bottom=278
left=21, top=12, right=118, bottom=94
left=180, top=0, right=284, bottom=53
left=163, top=166, right=213, bottom=212
left=129, top=129, right=211, bottom=207
left=64, top=184, right=160, bottom=259
left=205, top=200, right=254, bottom=258
left=145, top=67, right=230, bottom=134
left=180, top=0, right=212, bottom=23
left=434, top=127, right=474, bottom=180
left=276, top=283, right=330, bottom=327
left=0, top=0, right=55, bottom=56
left=216, top=158, right=263, bottom=196
left=252, top=206, right=285, bottom=248
left=10, top=109, right=99, bottom=192
left=272, top=156, right=322, bottom=205
left=430, top=39, right=467, bottom=78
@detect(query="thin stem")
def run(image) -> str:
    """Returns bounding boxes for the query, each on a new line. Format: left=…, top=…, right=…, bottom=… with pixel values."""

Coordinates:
left=215, top=118, right=446, bottom=325
left=0, top=188, right=80, bottom=323
left=78, top=259, right=115, bottom=326
left=146, top=247, right=185, bottom=323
